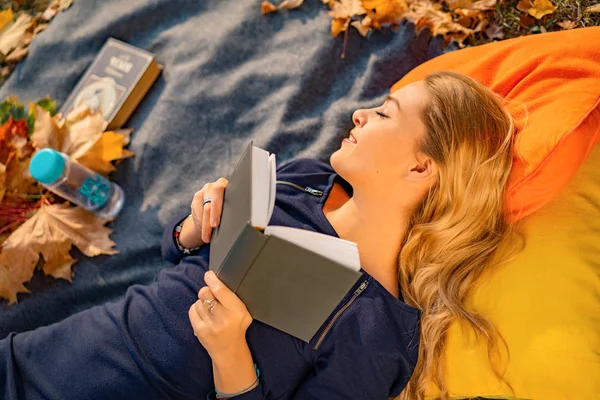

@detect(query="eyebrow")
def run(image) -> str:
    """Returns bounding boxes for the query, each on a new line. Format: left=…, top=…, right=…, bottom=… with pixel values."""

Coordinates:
left=386, top=96, right=401, bottom=112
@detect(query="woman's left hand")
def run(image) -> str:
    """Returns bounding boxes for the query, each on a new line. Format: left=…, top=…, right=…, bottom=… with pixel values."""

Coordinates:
left=188, top=270, right=253, bottom=359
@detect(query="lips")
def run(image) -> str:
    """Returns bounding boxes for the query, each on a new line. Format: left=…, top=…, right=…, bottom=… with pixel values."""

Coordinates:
left=347, top=132, right=357, bottom=144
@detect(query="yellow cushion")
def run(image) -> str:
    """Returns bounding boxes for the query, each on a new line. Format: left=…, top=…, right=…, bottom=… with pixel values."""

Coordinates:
left=427, top=112, right=600, bottom=399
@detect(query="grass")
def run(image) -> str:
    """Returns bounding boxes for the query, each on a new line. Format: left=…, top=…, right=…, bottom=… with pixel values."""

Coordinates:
left=469, top=0, right=600, bottom=46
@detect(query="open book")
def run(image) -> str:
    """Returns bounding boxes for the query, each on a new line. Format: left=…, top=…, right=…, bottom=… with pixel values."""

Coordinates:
left=209, top=141, right=362, bottom=342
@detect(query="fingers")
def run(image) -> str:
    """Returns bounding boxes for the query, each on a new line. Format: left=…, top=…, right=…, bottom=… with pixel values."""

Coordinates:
left=204, top=271, right=245, bottom=311
left=192, top=178, right=228, bottom=243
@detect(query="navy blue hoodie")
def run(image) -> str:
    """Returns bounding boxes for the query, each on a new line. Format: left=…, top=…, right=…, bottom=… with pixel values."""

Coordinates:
left=0, top=158, right=421, bottom=400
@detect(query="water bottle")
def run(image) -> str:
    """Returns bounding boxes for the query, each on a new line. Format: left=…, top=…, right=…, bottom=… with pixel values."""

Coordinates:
left=29, top=148, right=125, bottom=219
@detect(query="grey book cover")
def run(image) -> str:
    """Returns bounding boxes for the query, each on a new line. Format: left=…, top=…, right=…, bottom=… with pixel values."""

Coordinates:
left=209, top=142, right=362, bottom=342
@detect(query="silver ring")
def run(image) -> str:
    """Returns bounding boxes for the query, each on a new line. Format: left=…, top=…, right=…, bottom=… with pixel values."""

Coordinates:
left=203, top=298, right=217, bottom=313
left=203, top=197, right=212, bottom=206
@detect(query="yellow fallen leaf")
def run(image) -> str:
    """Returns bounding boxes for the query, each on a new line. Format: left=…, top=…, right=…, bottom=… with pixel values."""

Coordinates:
left=527, top=0, right=556, bottom=19
left=0, top=13, right=33, bottom=56
left=0, top=7, right=14, bottom=32
left=279, top=0, right=304, bottom=9
left=76, top=129, right=135, bottom=176
left=584, top=4, right=600, bottom=13
left=261, top=1, right=278, bottom=14
left=0, top=203, right=118, bottom=303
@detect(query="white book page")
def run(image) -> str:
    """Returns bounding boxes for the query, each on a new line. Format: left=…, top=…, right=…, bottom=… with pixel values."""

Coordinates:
left=267, top=153, right=277, bottom=226
left=263, top=225, right=360, bottom=271
left=251, top=146, right=270, bottom=228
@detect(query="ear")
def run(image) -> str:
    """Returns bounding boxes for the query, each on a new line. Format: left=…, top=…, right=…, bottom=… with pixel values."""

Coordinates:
left=405, top=157, right=436, bottom=181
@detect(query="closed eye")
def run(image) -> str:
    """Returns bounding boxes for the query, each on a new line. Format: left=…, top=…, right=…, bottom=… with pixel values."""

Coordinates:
left=376, top=111, right=389, bottom=119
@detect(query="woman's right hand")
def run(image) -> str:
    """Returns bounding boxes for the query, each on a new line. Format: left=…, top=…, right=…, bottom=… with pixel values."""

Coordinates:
left=179, top=178, right=228, bottom=247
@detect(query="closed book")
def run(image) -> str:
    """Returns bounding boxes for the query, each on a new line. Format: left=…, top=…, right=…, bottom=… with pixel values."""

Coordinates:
left=59, top=38, right=162, bottom=130
left=209, top=141, right=362, bottom=342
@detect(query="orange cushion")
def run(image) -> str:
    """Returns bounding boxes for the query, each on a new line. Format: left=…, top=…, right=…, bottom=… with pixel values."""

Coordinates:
left=391, top=27, right=600, bottom=221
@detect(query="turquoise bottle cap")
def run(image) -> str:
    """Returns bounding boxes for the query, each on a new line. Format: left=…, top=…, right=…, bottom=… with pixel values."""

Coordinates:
left=29, top=148, right=66, bottom=184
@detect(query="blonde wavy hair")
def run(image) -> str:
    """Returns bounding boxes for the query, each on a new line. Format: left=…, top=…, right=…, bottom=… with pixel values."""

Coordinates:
left=395, top=71, right=525, bottom=400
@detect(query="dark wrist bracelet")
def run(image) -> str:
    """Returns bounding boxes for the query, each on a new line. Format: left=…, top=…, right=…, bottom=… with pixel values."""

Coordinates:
left=174, top=214, right=202, bottom=255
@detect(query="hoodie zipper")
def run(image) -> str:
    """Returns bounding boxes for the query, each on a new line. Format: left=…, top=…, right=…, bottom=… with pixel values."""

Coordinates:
left=276, top=180, right=323, bottom=197
left=312, top=279, right=369, bottom=350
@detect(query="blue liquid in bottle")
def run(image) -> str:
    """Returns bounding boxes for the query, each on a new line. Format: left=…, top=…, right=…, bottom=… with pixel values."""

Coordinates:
left=29, top=148, right=125, bottom=219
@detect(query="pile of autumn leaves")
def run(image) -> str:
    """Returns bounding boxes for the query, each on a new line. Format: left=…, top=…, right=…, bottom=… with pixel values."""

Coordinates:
left=0, top=0, right=73, bottom=86
left=263, top=0, right=600, bottom=51
left=0, top=99, right=133, bottom=304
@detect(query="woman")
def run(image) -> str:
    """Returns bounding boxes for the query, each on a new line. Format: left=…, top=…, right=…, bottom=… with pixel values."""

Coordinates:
left=0, top=71, right=520, bottom=400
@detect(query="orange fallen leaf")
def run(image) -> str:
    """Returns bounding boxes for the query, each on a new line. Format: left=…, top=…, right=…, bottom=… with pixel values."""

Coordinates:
left=0, top=203, right=118, bottom=303
left=331, top=18, right=349, bottom=36
left=362, top=0, right=407, bottom=27
left=261, top=1, right=278, bottom=14
left=351, top=19, right=371, bottom=36
left=527, top=0, right=556, bottom=19
left=405, top=0, right=473, bottom=47
left=61, top=108, right=107, bottom=159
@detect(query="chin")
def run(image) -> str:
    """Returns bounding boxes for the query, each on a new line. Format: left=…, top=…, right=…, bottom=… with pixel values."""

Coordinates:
left=329, top=150, right=352, bottom=184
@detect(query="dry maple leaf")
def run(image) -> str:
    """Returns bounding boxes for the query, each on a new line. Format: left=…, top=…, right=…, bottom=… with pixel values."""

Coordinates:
left=60, top=106, right=107, bottom=159
left=0, top=203, right=118, bottom=304
left=30, top=104, right=65, bottom=150
left=0, top=13, right=33, bottom=56
left=405, top=0, right=473, bottom=47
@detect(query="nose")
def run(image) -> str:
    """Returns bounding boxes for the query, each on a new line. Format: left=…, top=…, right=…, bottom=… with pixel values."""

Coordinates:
left=352, top=109, right=367, bottom=128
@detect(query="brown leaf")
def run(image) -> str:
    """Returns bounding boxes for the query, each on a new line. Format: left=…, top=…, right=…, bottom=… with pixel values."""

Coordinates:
left=0, top=203, right=119, bottom=303
left=0, top=265, right=29, bottom=305
left=520, top=13, right=535, bottom=27
left=557, top=19, right=577, bottom=29
left=279, top=0, right=304, bottom=9
left=0, top=13, right=33, bottom=56
left=516, top=0, right=533, bottom=13
left=527, top=0, right=556, bottom=19
left=447, top=0, right=496, bottom=11
left=76, top=130, right=135, bottom=175
left=584, top=4, right=600, bottom=13
left=261, top=1, right=278, bottom=14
